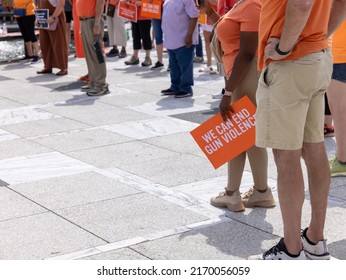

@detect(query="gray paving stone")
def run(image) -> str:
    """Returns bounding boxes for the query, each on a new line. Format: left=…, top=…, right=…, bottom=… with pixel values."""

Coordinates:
left=67, top=141, right=178, bottom=169
left=121, top=154, right=227, bottom=187
left=2, top=117, right=91, bottom=138
left=0, top=79, right=79, bottom=105
left=80, top=248, right=150, bottom=260
left=0, top=188, right=47, bottom=221
left=55, top=193, right=208, bottom=243
left=143, top=132, right=206, bottom=158
left=0, top=139, right=52, bottom=160
left=131, top=220, right=278, bottom=260
left=43, top=101, right=154, bottom=126
left=0, top=212, right=106, bottom=259
left=98, top=90, right=160, bottom=108
left=31, top=128, right=133, bottom=153
left=0, top=97, right=23, bottom=110
left=10, top=171, right=141, bottom=210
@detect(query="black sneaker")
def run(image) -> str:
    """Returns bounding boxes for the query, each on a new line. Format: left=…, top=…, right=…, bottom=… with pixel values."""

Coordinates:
left=161, top=88, right=176, bottom=96
left=174, top=92, right=193, bottom=98
left=119, top=50, right=127, bottom=58
left=248, top=238, right=306, bottom=260
left=20, top=55, right=33, bottom=60
left=31, top=56, right=39, bottom=63
left=151, top=61, right=164, bottom=70
left=106, top=48, right=119, bottom=57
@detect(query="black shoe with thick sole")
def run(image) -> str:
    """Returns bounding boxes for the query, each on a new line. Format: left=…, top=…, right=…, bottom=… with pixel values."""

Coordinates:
left=161, top=88, right=176, bottom=95
left=174, top=92, right=193, bottom=98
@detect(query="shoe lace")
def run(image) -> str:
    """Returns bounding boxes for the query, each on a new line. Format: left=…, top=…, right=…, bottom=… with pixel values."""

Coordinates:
left=263, top=243, right=281, bottom=258
left=241, top=188, right=254, bottom=199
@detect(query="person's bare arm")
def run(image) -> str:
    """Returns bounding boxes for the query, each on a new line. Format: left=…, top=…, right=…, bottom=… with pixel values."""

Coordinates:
left=264, top=0, right=314, bottom=62
left=220, top=32, right=258, bottom=121
left=327, top=0, right=346, bottom=37
left=185, top=17, right=198, bottom=48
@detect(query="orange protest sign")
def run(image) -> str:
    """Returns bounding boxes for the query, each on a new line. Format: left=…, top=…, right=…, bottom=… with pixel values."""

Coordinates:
left=198, top=12, right=207, bottom=25
left=118, top=1, right=137, bottom=22
left=190, top=96, right=257, bottom=169
left=140, top=0, right=161, bottom=19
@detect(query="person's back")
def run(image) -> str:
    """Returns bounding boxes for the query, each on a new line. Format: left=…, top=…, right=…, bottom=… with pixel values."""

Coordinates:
left=258, top=0, right=331, bottom=70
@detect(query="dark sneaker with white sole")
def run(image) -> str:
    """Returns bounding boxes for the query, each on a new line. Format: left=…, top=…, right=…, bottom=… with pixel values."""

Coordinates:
left=161, top=88, right=176, bottom=96
left=86, top=84, right=110, bottom=96
left=151, top=61, right=164, bottom=70
left=248, top=238, right=306, bottom=260
left=301, top=228, right=331, bottom=260
left=174, top=92, right=193, bottom=98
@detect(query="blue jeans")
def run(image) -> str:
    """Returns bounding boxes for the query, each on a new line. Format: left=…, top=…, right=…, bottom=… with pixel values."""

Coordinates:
left=168, top=45, right=195, bottom=93
left=332, top=63, right=346, bottom=83
left=151, top=18, right=163, bottom=45
left=195, top=25, right=203, bottom=57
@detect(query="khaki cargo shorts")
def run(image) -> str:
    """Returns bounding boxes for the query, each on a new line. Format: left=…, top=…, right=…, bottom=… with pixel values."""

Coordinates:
left=255, top=50, right=333, bottom=150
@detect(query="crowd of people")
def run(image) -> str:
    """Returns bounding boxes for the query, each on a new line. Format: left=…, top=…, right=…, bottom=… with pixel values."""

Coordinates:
left=2, top=0, right=346, bottom=260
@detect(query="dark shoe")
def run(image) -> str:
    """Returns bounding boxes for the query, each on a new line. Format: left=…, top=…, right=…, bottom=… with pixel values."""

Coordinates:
left=161, top=88, right=176, bottom=96
left=174, top=92, right=193, bottom=98
left=125, top=56, right=140, bottom=65
left=37, top=69, right=52, bottom=74
left=20, top=55, right=33, bottom=61
left=31, top=56, right=40, bottom=63
left=56, top=69, right=68, bottom=76
left=324, top=124, right=334, bottom=137
left=141, top=57, right=152, bottom=67
left=151, top=61, right=164, bottom=70
left=193, top=56, right=204, bottom=63
left=80, top=83, right=94, bottom=92
left=119, top=50, right=127, bottom=58
left=106, top=48, right=119, bottom=57
left=248, top=238, right=306, bottom=260
left=86, top=84, right=110, bottom=96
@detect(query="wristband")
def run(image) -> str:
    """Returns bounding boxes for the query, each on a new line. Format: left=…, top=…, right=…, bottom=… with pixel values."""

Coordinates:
left=222, top=88, right=233, bottom=97
left=275, top=43, right=291, bottom=56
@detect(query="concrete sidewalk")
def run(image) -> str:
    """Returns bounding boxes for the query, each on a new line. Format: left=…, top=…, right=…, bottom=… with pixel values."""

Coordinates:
left=0, top=43, right=345, bottom=260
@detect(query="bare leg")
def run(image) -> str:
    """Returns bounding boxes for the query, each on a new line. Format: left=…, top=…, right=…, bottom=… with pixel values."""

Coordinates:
left=203, top=30, right=212, bottom=67
left=25, top=42, right=33, bottom=57
left=273, top=149, right=304, bottom=254
left=302, top=142, right=330, bottom=242
left=156, top=43, right=163, bottom=63
left=226, top=152, right=246, bottom=192
left=327, top=79, right=346, bottom=162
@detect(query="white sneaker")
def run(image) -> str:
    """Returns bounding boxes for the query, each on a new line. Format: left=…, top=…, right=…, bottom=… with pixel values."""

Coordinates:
left=248, top=238, right=306, bottom=260
left=301, top=228, right=331, bottom=260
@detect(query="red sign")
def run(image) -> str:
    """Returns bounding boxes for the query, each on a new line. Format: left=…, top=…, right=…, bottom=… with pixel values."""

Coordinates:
left=140, top=0, right=161, bottom=19
left=190, top=96, right=257, bottom=169
left=118, top=1, right=137, bottom=22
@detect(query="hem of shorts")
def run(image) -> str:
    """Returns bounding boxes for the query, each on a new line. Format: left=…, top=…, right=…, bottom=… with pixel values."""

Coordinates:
left=256, top=141, right=302, bottom=150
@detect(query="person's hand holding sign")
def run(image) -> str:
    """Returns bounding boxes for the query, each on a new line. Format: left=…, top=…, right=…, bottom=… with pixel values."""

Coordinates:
left=219, top=92, right=234, bottom=122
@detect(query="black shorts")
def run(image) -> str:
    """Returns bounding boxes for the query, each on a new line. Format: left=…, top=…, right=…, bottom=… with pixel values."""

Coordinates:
left=65, top=11, right=73, bottom=23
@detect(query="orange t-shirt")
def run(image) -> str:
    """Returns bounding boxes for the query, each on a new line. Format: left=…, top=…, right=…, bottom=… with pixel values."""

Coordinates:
left=258, top=0, right=332, bottom=70
left=332, top=20, right=346, bottom=64
left=76, top=0, right=96, bottom=18
left=217, top=0, right=261, bottom=77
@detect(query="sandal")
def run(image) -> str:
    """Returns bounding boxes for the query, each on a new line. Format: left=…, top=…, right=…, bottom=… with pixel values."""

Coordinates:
left=56, top=69, right=68, bottom=76
left=37, top=69, right=52, bottom=74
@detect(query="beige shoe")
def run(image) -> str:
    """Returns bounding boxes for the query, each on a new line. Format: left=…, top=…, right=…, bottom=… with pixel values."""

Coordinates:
left=241, top=187, right=276, bottom=208
left=210, top=190, right=245, bottom=212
